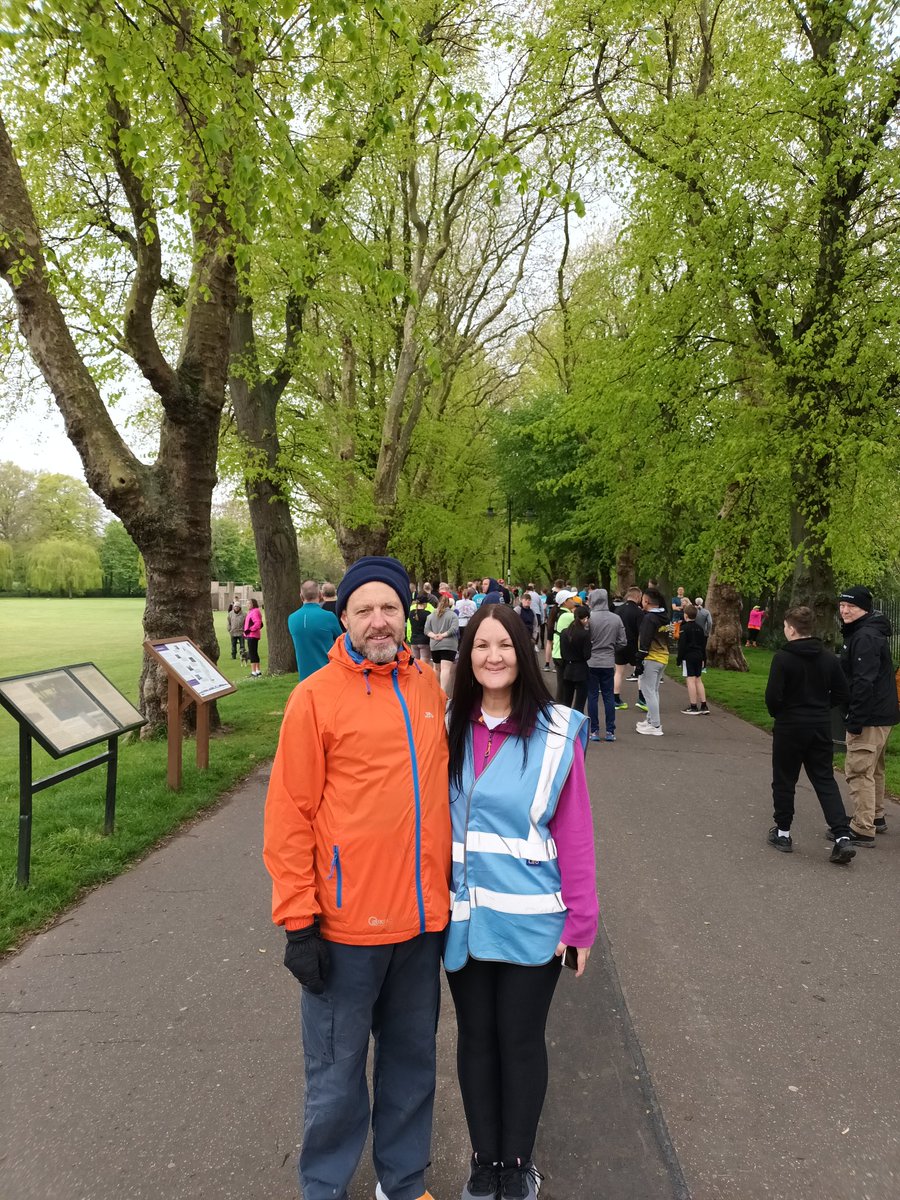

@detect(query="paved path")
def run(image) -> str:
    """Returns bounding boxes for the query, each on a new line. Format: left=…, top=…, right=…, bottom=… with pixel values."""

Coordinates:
left=1, top=672, right=898, bottom=1199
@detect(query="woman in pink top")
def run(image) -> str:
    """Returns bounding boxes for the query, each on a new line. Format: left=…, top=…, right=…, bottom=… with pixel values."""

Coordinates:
left=746, top=605, right=766, bottom=647
left=243, top=598, right=264, bottom=677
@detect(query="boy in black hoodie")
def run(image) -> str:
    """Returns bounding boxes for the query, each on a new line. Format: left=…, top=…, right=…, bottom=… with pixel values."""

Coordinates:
left=764, top=606, right=854, bottom=864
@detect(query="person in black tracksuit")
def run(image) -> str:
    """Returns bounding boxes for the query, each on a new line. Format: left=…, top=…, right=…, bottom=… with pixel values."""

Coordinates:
left=613, top=586, right=647, bottom=710
left=764, top=605, right=854, bottom=864
left=558, top=605, right=591, bottom=713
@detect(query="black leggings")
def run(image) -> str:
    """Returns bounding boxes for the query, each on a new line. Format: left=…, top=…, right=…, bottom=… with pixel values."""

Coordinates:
left=557, top=676, right=587, bottom=713
left=447, top=955, right=562, bottom=1162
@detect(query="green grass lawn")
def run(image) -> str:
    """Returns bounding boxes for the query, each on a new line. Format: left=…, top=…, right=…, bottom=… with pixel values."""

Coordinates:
left=0, top=598, right=296, bottom=952
left=667, top=647, right=900, bottom=798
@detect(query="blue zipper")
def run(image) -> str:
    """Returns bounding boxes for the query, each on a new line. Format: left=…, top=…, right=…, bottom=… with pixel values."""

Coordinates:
left=327, top=845, right=342, bottom=908
left=392, top=669, right=426, bottom=933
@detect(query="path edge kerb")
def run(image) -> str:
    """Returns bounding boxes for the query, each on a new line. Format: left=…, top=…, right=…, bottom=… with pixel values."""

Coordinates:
left=598, top=920, right=693, bottom=1200
left=0, top=759, right=274, bottom=963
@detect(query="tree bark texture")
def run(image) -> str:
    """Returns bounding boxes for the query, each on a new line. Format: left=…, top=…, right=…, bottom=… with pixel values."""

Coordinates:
left=229, top=305, right=301, bottom=674
left=615, top=546, right=637, bottom=596
left=789, top=502, right=837, bottom=645
left=705, top=572, right=748, bottom=671
left=335, top=521, right=390, bottom=566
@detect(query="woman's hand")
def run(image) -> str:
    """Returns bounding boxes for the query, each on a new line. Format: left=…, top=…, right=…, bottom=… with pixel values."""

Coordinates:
left=555, top=942, right=590, bottom=978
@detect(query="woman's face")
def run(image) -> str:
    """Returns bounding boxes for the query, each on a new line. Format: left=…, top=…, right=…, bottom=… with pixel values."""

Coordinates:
left=471, top=617, right=519, bottom=696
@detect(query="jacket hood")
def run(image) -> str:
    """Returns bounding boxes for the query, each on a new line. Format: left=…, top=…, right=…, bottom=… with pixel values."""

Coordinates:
left=589, top=589, right=609, bottom=611
left=784, top=637, right=824, bottom=658
left=842, top=611, right=892, bottom=638
left=328, top=631, right=417, bottom=676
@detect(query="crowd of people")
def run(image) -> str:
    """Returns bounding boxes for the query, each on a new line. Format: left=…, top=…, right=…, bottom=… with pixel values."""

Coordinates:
left=250, top=558, right=897, bottom=1200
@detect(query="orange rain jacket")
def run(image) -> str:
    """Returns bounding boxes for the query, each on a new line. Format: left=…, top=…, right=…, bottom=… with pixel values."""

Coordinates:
left=263, top=634, right=451, bottom=945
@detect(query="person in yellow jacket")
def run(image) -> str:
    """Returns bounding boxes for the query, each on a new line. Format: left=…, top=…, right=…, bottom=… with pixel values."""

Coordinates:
left=264, top=555, right=450, bottom=1200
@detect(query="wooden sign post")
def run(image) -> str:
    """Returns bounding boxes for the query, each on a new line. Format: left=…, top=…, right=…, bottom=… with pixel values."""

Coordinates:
left=144, top=638, right=236, bottom=790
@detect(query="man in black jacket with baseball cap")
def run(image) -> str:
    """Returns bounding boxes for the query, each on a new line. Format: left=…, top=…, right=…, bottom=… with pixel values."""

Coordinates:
left=836, top=585, right=899, bottom=845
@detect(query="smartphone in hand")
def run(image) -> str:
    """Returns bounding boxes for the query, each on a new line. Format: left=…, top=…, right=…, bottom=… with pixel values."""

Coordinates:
left=563, top=945, right=578, bottom=970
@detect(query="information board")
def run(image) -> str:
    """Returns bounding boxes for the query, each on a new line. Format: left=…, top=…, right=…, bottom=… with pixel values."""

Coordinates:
left=0, top=664, right=146, bottom=759
left=144, top=638, right=235, bottom=702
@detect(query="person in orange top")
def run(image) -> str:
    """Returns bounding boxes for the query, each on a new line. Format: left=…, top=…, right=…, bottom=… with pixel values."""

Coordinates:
left=264, top=555, right=450, bottom=1200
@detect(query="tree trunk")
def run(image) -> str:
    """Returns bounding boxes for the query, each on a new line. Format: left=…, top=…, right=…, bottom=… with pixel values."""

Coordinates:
left=615, top=546, right=637, bottom=595
left=705, top=572, right=748, bottom=671
left=335, top=521, right=390, bottom=566
left=126, top=409, right=224, bottom=732
left=245, top=482, right=301, bottom=673
left=789, top=503, right=837, bottom=645
left=229, top=306, right=302, bottom=675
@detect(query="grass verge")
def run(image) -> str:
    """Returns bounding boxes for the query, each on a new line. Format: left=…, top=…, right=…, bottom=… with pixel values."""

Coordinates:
left=0, top=599, right=295, bottom=953
left=666, top=647, right=900, bottom=798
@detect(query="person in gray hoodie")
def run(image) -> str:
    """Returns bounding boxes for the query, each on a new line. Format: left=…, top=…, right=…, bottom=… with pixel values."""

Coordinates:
left=587, top=589, right=627, bottom=743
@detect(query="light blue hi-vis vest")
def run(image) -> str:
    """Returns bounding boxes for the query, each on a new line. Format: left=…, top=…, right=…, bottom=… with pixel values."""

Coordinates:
left=444, top=704, right=589, bottom=970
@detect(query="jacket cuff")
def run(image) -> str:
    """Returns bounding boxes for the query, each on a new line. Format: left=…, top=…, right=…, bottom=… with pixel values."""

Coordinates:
left=283, top=916, right=315, bottom=931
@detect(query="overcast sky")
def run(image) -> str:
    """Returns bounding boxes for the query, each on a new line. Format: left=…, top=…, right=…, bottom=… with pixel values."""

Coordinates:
left=4, top=401, right=88, bottom=478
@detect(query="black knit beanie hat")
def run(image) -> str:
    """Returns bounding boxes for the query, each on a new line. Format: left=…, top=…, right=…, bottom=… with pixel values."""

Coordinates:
left=336, top=556, right=412, bottom=620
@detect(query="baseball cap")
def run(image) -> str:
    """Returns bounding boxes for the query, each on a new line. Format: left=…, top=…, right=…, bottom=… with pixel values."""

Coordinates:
left=555, top=589, right=577, bottom=605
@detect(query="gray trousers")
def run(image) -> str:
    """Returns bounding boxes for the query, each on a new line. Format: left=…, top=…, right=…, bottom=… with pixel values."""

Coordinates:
left=641, top=660, right=666, bottom=728
left=299, top=932, right=443, bottom=1200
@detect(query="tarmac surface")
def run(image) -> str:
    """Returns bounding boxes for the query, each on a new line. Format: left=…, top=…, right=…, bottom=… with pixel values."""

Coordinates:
left=2, top=670, right=899, bottom=1200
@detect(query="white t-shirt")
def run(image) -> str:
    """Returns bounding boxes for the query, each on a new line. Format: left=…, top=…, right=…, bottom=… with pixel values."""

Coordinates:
left=481, top=710, right=507, bottom=730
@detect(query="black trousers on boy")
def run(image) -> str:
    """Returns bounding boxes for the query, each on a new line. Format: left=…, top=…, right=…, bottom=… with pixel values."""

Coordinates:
left=771, top=721, right=851, bottom=837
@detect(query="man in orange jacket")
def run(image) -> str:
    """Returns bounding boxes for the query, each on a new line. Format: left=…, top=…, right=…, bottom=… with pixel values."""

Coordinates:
left=264, top=555, right=450, bottom=1200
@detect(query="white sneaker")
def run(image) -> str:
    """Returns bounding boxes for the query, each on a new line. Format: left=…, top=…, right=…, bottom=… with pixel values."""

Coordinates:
left=375, top=1186, right=435, bottom=1200
left=636, top=722, right=663, bottom=736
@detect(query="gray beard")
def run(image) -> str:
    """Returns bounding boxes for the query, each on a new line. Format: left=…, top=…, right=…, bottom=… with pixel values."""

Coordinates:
left=353, top=638, right=400, bottom=665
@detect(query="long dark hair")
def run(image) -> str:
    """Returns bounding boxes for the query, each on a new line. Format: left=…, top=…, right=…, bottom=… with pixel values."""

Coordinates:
left=448, top=603, right=553, bottom=787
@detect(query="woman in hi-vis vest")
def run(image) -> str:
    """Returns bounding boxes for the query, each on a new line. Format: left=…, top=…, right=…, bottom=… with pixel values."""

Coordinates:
left=444, top=603, right=598, bottom=1200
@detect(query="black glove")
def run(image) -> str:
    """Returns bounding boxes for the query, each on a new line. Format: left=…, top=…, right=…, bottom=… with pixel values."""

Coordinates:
left=284, top=922, right=330, bottom=993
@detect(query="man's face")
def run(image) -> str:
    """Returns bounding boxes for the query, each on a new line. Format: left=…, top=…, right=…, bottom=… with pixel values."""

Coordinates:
left=838, top=601, right=866, bottom=623
left=641, top=593, right=652, bottom=610
left=481, top=578, right=491, bottom=593
left=521, top=595, right=531, bottom=606
left=342, top=582, right=406, bottom=664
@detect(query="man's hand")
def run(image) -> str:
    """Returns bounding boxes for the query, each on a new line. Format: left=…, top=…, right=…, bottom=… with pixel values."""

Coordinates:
left=633, top=662, right=644, bottom=677
left=284, top=923, right=330, bottom=993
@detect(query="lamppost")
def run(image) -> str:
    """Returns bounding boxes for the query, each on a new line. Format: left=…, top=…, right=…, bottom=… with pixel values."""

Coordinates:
left=486, top=498, right=533, bottom=586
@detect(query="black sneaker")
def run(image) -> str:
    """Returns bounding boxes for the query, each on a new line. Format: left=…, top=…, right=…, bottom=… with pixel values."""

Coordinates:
left=826, top=828, right=876, bottom=848
left=699, top=704, right=710, bottom=714
left=875, top=816, right=887, bottom=834
left=767, top=827, right=793, bottom=853
left=462, top=1154, right=501, bottom=1199
left=681, top=705, right=700, bottom=714
left=829, top=837, right=856, bottom=866
left=499, top=1161, right=542, bottom=1200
